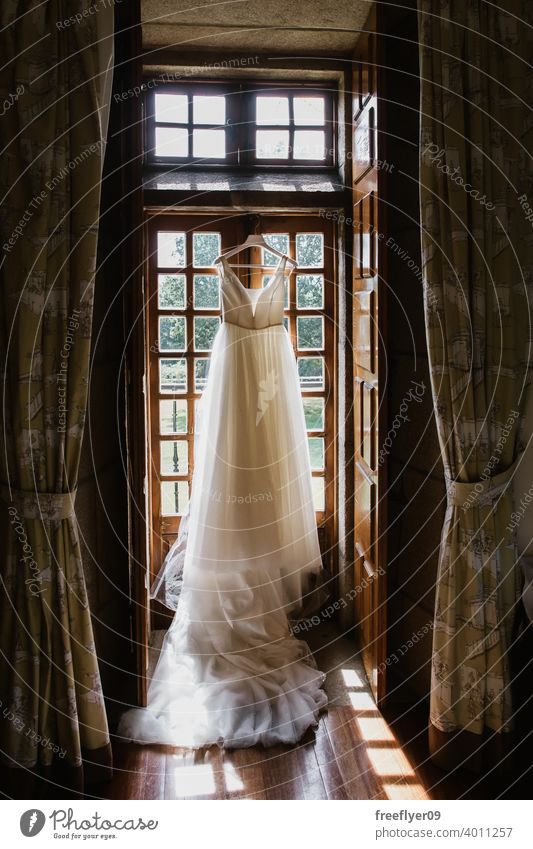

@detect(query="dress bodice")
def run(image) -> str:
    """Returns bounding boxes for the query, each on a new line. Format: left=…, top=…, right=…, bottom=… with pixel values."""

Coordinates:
left=217, top=256, right=287, bottom=330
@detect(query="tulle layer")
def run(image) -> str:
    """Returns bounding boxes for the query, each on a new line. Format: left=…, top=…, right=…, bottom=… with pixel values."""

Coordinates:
left=118, top=323, right=327, bottom=748
left=118, top=580, right=327, bottom=748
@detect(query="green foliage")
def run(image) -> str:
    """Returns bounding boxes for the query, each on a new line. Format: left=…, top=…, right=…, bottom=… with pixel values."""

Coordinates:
left=194, top=275, right=220, bottom=308
left=158, top=275, right=185, bottom=308
left=194, top=317, right=220, bottom=351
left=160, top=358, right=186, bottom=392
left=297, top=316, right=323, bottom=349
left=308, top=437, right=325, bottom=470
left=159, top=316, right=186, bottom=350
left=303, top=398, right=324, bottom=429
left=263, top=234, right=290, bottom=265
left=193, top=233, right=221, bottom=267
left=296, top=233, right=323, bottom=267
left=298, top=356, right=324, bottom=389
left=297, top=274, right=323, bottom=308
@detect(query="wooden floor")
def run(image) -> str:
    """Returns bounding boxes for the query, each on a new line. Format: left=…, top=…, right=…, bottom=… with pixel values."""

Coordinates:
left=91, top=625, right=531, bottom=801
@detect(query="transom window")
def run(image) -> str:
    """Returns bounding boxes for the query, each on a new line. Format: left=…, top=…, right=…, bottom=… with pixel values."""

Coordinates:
left=145, top=82, right=335, bottom=167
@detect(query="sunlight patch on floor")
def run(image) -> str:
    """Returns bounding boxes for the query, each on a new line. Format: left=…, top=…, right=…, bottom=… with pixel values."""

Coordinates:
left=339, top=667, right=429, bottom=800
left=341, top=668, right=365, bottom=688
left=166, top=758, right=216, bottom=797
left=348, top=690, right=377, bottom=711
left=355, top=716, right=395, bottom=742
left=365, top=745, right=416, bottom=777
left=383, top=782, right=429, bottom=800
left=223, top=762, right=245, bottom=793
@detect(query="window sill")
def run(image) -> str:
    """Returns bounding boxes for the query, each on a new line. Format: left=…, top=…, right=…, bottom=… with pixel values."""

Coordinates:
left=143, top=167, right=345, bottom=195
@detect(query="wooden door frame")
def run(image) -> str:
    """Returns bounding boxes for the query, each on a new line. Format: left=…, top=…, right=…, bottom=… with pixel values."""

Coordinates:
left=113, top=0, right=150, bottom=708
left=351, top=2, right=388, bottom=706
left=120, top=33, right=390, bottom=708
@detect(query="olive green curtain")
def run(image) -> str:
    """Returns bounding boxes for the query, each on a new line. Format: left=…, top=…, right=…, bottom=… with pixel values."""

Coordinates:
left=0, top=2, right=114, bottom=792
left=418, top=0, right=533, bottom=771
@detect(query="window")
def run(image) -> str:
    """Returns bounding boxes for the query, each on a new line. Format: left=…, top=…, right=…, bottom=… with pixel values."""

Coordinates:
left=150, top=89, right=230, bottom=162
left=147, top=214, right=336, bottom=581
left=145, top=82, right=335, bottom=167
left=255, top=93, right=327, bottom=162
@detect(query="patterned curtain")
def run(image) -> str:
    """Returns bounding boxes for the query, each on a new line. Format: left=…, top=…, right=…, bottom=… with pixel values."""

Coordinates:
left=0, top=2, right=114, bottom=792
left=419, top=0, right=533, bottom=771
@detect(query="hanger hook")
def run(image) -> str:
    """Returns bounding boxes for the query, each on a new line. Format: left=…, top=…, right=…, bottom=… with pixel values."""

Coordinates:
left=248, top=213, right=261, bottom=235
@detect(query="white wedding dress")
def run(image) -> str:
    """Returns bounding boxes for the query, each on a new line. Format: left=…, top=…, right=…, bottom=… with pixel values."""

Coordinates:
left=118, top=255, right=328, bottom=749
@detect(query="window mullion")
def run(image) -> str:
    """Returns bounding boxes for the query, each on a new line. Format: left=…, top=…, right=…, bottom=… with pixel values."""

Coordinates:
left=242, top=87, right=251, bottom=167
left=188, top=93, right=193, bottom=158
left=288, top=94, right=295, bottom=162
left=226, top=84, right=240, bottom=166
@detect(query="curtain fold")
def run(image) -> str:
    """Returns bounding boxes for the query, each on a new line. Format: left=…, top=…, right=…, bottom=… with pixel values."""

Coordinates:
left=0, top=1, right=114, bottom=793
left=419, top=0, right=533, bottom=771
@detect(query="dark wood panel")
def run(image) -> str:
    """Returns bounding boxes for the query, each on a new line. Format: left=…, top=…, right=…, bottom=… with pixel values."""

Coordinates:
left=353, top=290, right=375, bottom=372
left=362, top=381, right=377, bottom=472
left=354, top=461, right=375, bottom=563
left=352, top=2, right=387, bottom=706
left=353, top=105, right=375, bottom=183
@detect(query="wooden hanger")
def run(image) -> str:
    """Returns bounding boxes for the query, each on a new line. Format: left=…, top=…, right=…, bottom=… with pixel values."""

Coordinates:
left=214, top=234, right=297, bottom=269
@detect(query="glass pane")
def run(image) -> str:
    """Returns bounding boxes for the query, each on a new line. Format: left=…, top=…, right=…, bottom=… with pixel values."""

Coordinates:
left=193, top=129, right=225, bottom=159
left=155, top=93, right=188, bottom=123
left=161, top=481, right=189, bottom=516
left=194, top=316, right=220, bottom=351
left=160, top=440, right=188, bottom=475
left=159, top=358, right=187, bottom=393
left=194, top=358, right=210, bottom=391
left=194, top=274, right=220, bottom=309
left=193, top=232, right=221, bottom=267
left=283, top=316, right=289, bottom=333
left=155, top=126, right=188, bottom=157
left=256, top=96, right=289, bottom=125
left=256, top=130, right=289, bottom=159
left=298, top=357, right=324, bottom=390
left=294, top=130, right=325, bottom=160
left=262, top=233, right=289, bottom=266
left=303, top=397, right=325, bottom=430
left=296, top=233, right=324, bottom=267
left=308, top=437, right=325, bottom=471
left=193, top=95, right=225, bottom=125
left=293, top=96, right=325, bottom=126
left=262, top=274, right=288, bottom=308
left=157, top=232, right=186, bottom=268
left=160, top=399, right=187, bottom=434
left=297, top=316, right=324, bottom=350
left=311, top=477, right=325, bottom=512
left=296, top=274, right=324, bottom=309
left=158, top=274, right=186, bottom=309
left=159, top=316, right=186, bottom=351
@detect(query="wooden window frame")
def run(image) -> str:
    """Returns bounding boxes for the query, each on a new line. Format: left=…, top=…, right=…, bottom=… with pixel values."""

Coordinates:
left=146, top=212, right=337, bottom=590
left=144, top=80, right=337, bottom=169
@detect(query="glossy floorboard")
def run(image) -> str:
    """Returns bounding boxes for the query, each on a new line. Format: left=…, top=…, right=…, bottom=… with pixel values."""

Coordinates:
left=91, top=625, right=530, bottom=801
